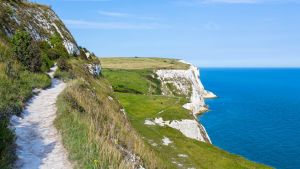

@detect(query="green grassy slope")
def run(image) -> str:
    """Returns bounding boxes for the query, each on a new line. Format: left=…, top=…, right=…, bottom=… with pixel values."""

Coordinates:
left=101, top=57, right=272, bottom=169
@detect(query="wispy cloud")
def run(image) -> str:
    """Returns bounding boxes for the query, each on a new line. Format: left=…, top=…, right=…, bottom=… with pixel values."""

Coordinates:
left=98, top=11, right=129, bottom=17
left=202, top=0, right=258, bottom=3
left=64, top=19, right=167, bottom=30
left=98, top=10, right=157, bottom=20
left=57, top=0, right=111, bottom=1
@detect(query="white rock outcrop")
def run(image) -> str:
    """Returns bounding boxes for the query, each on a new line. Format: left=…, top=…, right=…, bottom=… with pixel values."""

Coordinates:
left=86, top=64, right=101, bottom=77
left=162, top=136, right=173, bottom=146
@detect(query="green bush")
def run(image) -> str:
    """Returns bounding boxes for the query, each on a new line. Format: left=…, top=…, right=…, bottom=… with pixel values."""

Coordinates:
left=11, top=30, right=42, bottom=72
left=28, top=41, right=42, bottom=72
left=38, top=41, right=54, bottom=72
left=40, top=52, right=54, bottom=72
left=5, top=61, right=20, bottom=80
left=49, top=33, right=69, bottom=58
left=57, top=57, right=71, bottom=71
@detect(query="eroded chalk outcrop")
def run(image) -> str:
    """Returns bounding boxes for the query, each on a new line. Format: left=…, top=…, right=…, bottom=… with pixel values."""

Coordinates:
left=154, top=61, right=215, bottom=143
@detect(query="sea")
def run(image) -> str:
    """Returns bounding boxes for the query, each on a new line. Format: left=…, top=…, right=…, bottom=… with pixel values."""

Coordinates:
left=198, top=68, right=300, bottom=169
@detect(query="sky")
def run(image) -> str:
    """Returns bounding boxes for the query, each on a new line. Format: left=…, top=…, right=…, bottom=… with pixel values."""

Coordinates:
left=32, top=0, right=300, bottom=67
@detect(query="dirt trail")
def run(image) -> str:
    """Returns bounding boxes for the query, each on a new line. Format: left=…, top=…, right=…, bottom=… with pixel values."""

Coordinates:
left=10, top=66, right=72, bottom=169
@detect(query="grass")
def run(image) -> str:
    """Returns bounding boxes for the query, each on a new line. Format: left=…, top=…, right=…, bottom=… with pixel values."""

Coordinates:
left=100, top=57, right=190, bottom=70
left=101, top=57, right=272, bottom=169
left=54, top=68, right=74, bottom=82
left=102, top=69, right=161, bottom=95
left=117, top=93, right=192, bottom=121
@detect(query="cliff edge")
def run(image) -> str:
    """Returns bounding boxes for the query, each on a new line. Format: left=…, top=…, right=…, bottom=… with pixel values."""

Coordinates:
left=155, top=61, right=215, bottom=143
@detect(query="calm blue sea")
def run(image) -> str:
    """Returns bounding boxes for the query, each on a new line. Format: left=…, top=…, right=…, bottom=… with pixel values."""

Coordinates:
left=198, top=68, right=300, bottom=169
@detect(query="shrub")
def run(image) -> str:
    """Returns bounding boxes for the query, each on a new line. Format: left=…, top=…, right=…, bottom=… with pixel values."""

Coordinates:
left=40, top=52, right=54, bottom=72
left=49, top=33, right=69, bottom=58
left=38, top=41, right=54, bottom=72
left=11, top=30, right=42, bottom=72
left=47, top=48, right=61, bottom=60
left=28, top=41, right=42, bottom=72
left=5, top=61, right=20, bottom=80
left=79, top=47, right=88, bottom=60
left=57, top=57, right=71, bottom=71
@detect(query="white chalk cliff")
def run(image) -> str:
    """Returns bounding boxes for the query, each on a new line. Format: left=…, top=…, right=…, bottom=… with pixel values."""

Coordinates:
left=155, top=61, right=215, bottom=143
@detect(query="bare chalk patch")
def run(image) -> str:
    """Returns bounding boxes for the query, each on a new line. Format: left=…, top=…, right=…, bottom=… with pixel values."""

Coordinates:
left=162, top=136, right=173, bottom=146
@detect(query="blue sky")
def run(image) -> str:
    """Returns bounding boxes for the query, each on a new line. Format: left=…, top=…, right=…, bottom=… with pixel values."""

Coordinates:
left=34, top=0, right=300, bottom=67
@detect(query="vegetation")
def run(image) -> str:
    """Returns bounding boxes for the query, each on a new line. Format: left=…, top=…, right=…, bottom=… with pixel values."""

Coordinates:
left=55, top=59, right=166, bottom=169
left=101, top=58, right=271, bottom=169
left=103, top=69, right=161, bottom=95
left=11, top=30, right=42, bottom=72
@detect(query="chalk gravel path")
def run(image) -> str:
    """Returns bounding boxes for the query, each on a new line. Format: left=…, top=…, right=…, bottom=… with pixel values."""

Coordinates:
left=10, top=66, right=72, bottom=169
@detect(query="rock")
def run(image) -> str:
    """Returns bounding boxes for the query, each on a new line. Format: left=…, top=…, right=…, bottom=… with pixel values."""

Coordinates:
left=144, top=120, right=156, bottom=125
left=203, top=90, right=218, bottom=99
left=86, top=64, right=101, bottom=77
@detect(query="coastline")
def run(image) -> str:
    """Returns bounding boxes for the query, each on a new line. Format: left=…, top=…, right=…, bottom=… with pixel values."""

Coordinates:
left=101, top=57, right=272, bottom=168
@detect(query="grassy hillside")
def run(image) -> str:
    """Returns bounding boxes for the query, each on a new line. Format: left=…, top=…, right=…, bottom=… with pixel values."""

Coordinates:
left=101, top=57, right=272, bottom=169
left=54, top=59, right=167, bottom=169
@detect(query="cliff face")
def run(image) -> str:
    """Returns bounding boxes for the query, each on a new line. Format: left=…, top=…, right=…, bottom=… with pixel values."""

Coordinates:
left=156, top=61, right=215, bottom=143
left=0, top=1, right=79, bottom=55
